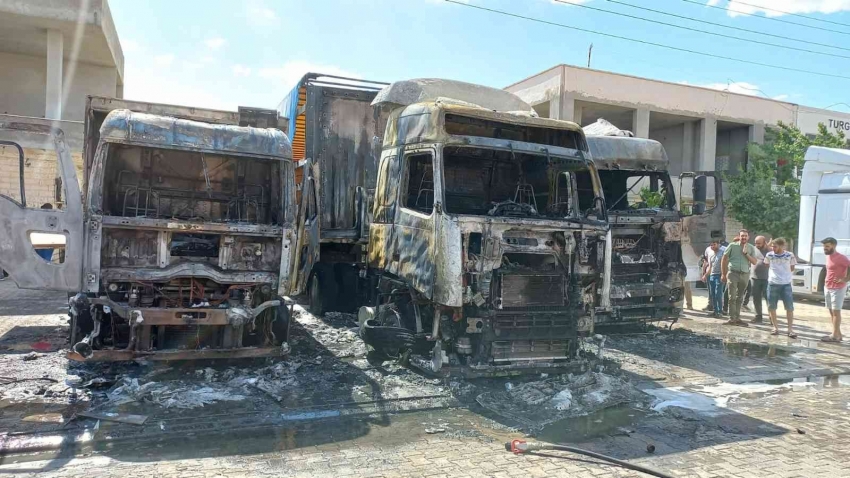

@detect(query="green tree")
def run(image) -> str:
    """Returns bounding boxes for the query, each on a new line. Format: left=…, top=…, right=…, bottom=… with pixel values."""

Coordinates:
left=637, top=186, right=663, bottom=208
left=726, top=122, right=846, bottom=242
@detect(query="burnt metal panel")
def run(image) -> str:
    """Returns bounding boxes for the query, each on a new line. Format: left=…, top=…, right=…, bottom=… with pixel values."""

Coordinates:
left=84, top=97, right=243, bottom=198
left=492, top=312, right=572, bottom=340
left=0, top=123, right=84, bottom=292
left=100, top=216, right=284, bottom=237
left=101, top=230, right=159, bottom=267
left=99, top=110, right=292, bottom=160
left=372, top=78, right=534, bottom=113
left=491, top=339, right=570, bottom=362
left=100, top=263, right=279, bottom=284
left=586, top=135, right=670, bottom=171
left=500, top=274, right=565, bottom=308
left=389, top=210, right=436, bottom=300
left=306, top=85, right=388, bottom=234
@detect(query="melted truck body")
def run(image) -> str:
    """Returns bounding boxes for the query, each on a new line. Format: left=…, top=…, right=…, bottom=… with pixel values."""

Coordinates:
left=586, top=135, right=685, bottom=326
left=287, top=76, right=612, bottom=376
left=0, top=99, right=297, bottom=361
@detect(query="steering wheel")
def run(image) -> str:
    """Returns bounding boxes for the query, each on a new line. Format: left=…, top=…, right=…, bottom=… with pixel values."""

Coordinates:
left=584, top=196, right=605, bottom=218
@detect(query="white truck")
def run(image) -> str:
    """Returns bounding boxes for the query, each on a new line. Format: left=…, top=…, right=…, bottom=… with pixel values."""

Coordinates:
left=793, top=146, right=850, bottom=301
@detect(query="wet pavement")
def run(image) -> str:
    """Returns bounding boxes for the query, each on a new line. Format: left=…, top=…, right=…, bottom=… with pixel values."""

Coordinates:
left=3, top=282, right=850, bottom=476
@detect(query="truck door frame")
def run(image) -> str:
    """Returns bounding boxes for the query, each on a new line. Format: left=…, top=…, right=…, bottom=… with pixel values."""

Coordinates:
left=0, top=122, right=84, bottom=292
left=291, top=159, right=320, bottom=295
left=390, top=146, right=439, bottom=299
left=679, top=171, right=725, bottom=281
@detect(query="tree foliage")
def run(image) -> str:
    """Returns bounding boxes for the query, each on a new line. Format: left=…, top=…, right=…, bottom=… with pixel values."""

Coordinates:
left=638, top=187, right=664, bottom=208
left=726, top=122, right=846, bottom=242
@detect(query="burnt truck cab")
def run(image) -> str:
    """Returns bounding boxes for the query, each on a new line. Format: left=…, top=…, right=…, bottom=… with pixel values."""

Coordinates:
left=586, top=135, right=685, bottom=326
left=0, top=107, right=298, bottom=360
left=359, top=80, right=612, bottom=375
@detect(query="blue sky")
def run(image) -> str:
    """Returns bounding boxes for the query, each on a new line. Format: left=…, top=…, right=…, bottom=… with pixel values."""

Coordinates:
left=109, top=0, right=850, bottom=113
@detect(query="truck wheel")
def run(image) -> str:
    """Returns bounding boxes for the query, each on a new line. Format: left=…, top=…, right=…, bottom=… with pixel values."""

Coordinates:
left=271, top=302, right=291, bottom=345
left=309, top=266, right=336, bottom=316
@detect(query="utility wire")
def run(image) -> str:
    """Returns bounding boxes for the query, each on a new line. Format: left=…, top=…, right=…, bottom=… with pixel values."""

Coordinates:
left=551, top=0, right=850, bottom=60
left=680, top=0, right=850, bottom=37
left=726, top=0, right=850, bottom=30
left=723, top=78, right=796, bottom=112
left=823, top=102, right=850, bottom=111
left=608, top=0, right=850, bottom=53
left=444, top=0, right=850, bottom=81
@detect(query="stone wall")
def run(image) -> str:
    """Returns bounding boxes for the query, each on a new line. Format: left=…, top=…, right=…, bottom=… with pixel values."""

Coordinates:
left=0, top=142, right=84, bottom=209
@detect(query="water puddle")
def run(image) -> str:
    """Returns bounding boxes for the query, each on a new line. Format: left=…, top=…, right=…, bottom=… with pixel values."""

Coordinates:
left=536, top=404, right=649, bottom=443
left=722, top=340, right=791, bottom=358
left=765, top=374, right=850, bottom=389
left=524, top=374, right=850, bottom=445
left=644, top=376, right=845, bottom=415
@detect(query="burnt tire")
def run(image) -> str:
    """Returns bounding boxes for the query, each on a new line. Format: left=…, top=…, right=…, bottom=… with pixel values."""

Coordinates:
left=242, top=301, right=290, bottom=347
left=360, top=319, right=415, bottom=355
left=308, top=264, right=337, bottom=316
left=271, top=303, right=291, bottom=346
left=68, top=293, right=93, bottom=347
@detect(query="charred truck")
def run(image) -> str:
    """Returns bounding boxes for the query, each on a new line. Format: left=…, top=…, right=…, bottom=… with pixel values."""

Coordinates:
left=282, top=76, right=612, bottom=375
left=585, top=135, right=685, bottom=326
left=0, top=98, right=297, bottom=360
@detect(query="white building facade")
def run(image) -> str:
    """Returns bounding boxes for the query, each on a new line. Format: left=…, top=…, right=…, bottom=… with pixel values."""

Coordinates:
left=506, top=64, right=850, bottom=177
left=0, top=0, right=123, bottom=207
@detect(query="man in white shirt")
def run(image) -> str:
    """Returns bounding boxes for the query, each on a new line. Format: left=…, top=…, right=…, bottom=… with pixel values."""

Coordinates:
left=701, top=245, right=717, bottom=312
left=764, top=237, right=797, bottom=338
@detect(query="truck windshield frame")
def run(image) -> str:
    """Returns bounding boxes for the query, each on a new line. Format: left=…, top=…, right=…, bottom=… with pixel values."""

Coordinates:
left=440, top=145, right=596, bottom=220
left=599, top=170, right=676, bottom=212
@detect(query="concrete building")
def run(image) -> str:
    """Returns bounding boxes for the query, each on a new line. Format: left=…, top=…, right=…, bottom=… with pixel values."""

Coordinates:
left=0, top=0, right=123, bottom=207
left=506, top=64, right=850, bottom=177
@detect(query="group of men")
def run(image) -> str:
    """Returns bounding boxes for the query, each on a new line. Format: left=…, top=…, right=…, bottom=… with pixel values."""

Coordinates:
left=695, top=229, right=849, bottom=342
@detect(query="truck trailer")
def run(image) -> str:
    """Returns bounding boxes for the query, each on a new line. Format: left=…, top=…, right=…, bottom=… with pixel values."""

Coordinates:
left=793, top=146, right=850, bottom=301
left=0, top=98, right=298, bottom=361
left=281, top=75, right=613, bottom=376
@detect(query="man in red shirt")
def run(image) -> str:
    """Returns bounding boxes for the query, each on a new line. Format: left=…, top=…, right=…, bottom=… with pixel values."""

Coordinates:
left=821, top=237, right=850, bottom=342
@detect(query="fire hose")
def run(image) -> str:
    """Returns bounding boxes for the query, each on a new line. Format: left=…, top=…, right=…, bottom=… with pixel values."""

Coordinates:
left=506, top=440, right=674, bottom=478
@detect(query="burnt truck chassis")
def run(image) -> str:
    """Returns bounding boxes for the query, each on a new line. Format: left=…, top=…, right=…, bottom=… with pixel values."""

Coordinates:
left=607, top=215, right=685, bottom=326
left=65, top=109, right=298, bottom=361
left=361, top=227, right=609, bottom=378
left=351, top=97, right=612, bottom=377
left=586, top=135, right=686, bottom=329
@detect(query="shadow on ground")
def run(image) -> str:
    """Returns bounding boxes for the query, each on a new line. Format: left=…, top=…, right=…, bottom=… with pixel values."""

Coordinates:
left=0, top=308, right=417, bottom=470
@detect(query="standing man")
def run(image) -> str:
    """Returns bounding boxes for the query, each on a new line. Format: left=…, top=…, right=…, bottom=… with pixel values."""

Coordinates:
left=749, top=236, right=770, bottom=324
left=821, top=237, right=850, bottom=343
left=722, top=237, right=736, bottom=316
left=721, top=229, right=757, bottom=327
left=703, top=240, right=726, bottom=317
left=701, top=243, right=718, bottom=312
left=764, top=238, right=797, bottom=338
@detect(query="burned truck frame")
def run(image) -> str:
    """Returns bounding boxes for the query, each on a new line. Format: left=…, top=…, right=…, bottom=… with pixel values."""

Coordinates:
left=586, top=136, right=685, bottom=326
left=288, top=78, right=612, bottom=375
left=0, top=102, right=297, bottom=361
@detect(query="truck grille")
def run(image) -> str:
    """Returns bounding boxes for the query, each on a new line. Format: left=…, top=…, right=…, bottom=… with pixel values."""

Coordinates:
left=492, top=312, right=572, bottom=340
left=491, top=339, right=570, bottom=362
left=159, top=325, right=221, bottom=350
left=499, top=274, right=565, bottom=308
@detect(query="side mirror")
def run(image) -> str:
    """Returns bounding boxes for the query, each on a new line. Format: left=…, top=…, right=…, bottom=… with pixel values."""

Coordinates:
left=692, top=175, right=707, bottom=215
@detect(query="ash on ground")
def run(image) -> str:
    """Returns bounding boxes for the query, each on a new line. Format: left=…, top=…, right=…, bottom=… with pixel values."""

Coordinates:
left=473, top=372, right=652, bottom=430
left=292, top=306, right=366, bottom=359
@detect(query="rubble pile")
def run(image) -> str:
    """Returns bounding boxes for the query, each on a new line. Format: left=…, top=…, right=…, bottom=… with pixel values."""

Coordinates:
left=103, top=361, right=305, bottom=409
left=291, top=307, right=366, bottom=358
left=107, top=377, right=246, bottom=409
left=475, top=372, right=651, bottom=429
